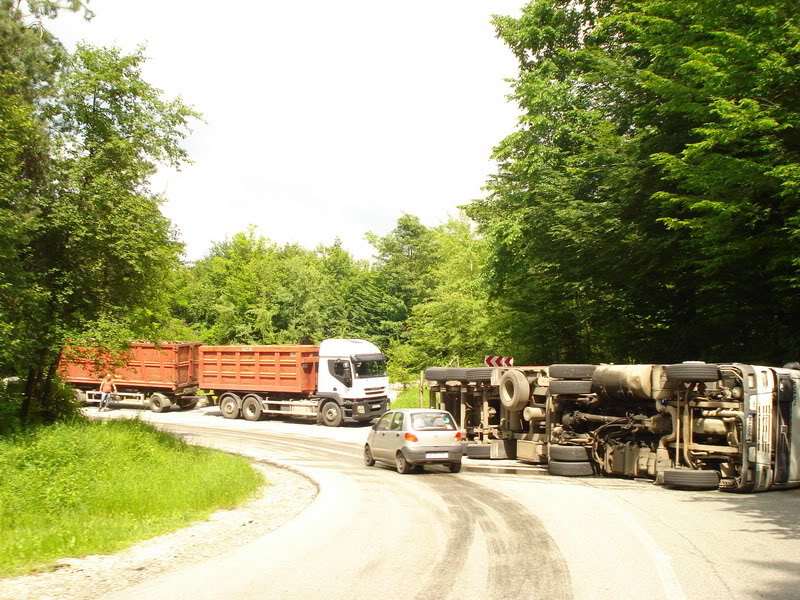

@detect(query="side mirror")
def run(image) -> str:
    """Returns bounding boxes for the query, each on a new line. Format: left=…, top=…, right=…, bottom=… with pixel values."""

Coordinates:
left=342, top=363, right=352, bottom=387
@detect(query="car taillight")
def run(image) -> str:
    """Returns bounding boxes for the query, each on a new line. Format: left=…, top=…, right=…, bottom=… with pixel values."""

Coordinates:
left=404, top=433, right=418, bottom=442
left=455, top=431, right=463, bottom=441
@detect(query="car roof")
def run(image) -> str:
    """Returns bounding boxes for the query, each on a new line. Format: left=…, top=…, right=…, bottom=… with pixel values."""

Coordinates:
left=388, top=408, right=449, bottom=414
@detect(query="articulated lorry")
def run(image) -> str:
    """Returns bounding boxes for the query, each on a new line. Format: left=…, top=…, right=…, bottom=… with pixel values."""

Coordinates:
left=425, top=361, right=800, bottom=492
left=60, top=338, right=389, bottom=426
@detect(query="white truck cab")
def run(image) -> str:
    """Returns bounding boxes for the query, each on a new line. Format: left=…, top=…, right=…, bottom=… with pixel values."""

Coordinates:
left=316, top=339, right=389, bottom=426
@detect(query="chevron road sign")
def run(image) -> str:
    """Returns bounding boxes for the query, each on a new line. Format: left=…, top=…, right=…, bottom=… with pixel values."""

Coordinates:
left=484, top=355, right=514, bottom=367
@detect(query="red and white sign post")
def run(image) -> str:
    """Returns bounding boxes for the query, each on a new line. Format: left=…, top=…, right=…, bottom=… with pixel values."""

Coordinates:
left=484, top=355, right=514, bottom=367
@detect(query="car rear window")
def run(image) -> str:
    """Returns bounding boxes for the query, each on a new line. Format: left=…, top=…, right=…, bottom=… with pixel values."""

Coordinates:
left=410, top=412, right=456, bottom=431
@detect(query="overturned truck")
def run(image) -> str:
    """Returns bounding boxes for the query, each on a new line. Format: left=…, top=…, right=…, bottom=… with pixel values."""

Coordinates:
left=425, top=362, right=800, bottom=492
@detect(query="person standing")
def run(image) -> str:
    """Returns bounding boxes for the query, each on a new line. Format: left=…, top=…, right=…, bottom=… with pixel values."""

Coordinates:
left=99, top=374, right=117, bottom=411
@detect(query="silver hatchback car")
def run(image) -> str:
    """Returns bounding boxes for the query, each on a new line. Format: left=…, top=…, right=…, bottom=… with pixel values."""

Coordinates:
left=364, top=408, right=464, bottom=473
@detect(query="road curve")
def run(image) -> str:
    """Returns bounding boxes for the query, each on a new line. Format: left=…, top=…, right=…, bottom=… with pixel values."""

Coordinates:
left=98, top=410, right=800, bottom=600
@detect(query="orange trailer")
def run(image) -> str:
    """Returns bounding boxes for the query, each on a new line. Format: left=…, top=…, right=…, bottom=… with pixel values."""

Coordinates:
left=59, top=342, right=201, bottom=412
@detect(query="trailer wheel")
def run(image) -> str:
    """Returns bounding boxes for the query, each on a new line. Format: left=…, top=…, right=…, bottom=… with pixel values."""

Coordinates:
left=220, top=394, right=240, bottom=419
left=548, top=460, right=595, bottom=477
left=548, top=364, right=596, bottom=379
left=665, top=363, right=720, bottom=383
left=73, top=389, right=88, bottom=405
left=179, top=400, right=198, bottom=411
left=549, top=444, right=592, bottom=462
left=320, top=401, right=343, bottom=427
left=499, top=370, right=530, bottom=410
left=662, top=469, right=720, bottom=490
left=241, top=395, right=264, bottom=422
left=149, top=393, right=170, bottom=413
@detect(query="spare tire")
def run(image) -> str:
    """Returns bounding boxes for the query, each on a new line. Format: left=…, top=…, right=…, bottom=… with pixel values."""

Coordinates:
left=548, top=460, right=595, bottom=477
left=665, top=363, right=720, bottom=383
left=549, top=444, right=592, bottom=462
left=549, top=379, right=593, bottom=395
left=549, top=364, right=596, bottom=379
left=662, top=468, right=720, bottom=490
left=499, top=370, right=530, bottom=410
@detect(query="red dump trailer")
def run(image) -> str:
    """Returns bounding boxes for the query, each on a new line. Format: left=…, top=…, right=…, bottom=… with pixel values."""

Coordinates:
left=59, top=342, right=201, bottom=412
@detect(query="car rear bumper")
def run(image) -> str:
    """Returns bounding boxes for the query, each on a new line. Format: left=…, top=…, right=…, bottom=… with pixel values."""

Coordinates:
left=403, top=446, right=464, bottom=464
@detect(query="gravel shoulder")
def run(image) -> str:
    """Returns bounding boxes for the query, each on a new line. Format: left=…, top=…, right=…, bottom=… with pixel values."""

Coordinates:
left=0, top=459, right=318, bottom=600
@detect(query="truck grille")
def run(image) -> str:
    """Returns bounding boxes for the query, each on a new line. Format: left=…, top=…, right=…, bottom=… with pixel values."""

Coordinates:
left=364, top=387, right=386, bottom=396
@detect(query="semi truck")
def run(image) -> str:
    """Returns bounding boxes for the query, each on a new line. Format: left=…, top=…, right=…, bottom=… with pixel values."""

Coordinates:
left=60, top=338, right=389, bottom=426
left=425, top=361, right=800, bottom=492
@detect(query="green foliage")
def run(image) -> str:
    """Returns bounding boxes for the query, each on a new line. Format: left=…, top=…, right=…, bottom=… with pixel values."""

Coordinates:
left=0, top=419, right=263, bottom=575
left=467, top=0, right=800, bottom=365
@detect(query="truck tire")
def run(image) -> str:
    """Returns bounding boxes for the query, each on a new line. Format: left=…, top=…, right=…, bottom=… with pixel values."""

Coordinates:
left=549, top=379, right=593, bottom=395
left=465, top=444, right=491, bottom=459
left=320, top=401, right=344, bottom=427
left=178, top=400, right=198, bottom=411
left=241, top=395, right=264, bottom=422
left=499, top=369, right=530, bottom=410
left=149, top=393, right=170, bottom=413
left=665, top=363, right=720, bottom=383
left=549, top=444, right=592, bottom=462
left=548, top=364, right=596, bottom=379
left=662, top=468, right=720, bottom=490
left=219, top=394, right=240, bottom=419
left=424, top=367, right=470, bottom=382
left=548, top=460, right=595, bottom=477
left=466, top=368, right=493, bottom=381
left=73, top=389, right=88, bottom=405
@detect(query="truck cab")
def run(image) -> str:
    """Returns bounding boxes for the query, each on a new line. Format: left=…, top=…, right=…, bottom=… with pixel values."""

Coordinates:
left=316, top=339, right=389, bottom=425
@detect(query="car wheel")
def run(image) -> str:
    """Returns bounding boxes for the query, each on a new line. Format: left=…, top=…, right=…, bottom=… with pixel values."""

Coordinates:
left=364, top=445, right=375, bottom=467
left=662, top=468, right=720, bottom=490
left=548, top=460, right=595, bottom=477
left=549, top=444, right=592, bottom=462
left=320, top=401, right=344, bottom=427
left=396, top=451, right=413, bottom=474
left=449, top=462, right=462, bottom=473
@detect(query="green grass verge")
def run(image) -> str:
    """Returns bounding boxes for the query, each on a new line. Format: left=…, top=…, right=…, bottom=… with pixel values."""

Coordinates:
left=0, top=418, right=265, bottom=576
left=391, top=385, right=431, bottom=409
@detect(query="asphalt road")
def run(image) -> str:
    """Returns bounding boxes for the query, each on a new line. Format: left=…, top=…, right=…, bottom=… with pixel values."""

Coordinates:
left=97, top=405, right=800, bottom=600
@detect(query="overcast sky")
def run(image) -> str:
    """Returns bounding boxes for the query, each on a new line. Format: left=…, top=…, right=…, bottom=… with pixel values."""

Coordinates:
left=49, top=1, right=524, bottom=261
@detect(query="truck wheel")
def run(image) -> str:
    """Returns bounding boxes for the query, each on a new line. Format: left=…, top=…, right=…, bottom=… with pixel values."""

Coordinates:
left=364, top=445, right=375, bottom=467
left=548, top=364, right=596, bottom=379
left=220, top=394, right=240, bottom=419
left=499, top=369, right=530, bottom=410
left=465, top=444, right=491, bottom=459
left=179, top=400, right=198, bottom=411
left=465, top=368, right=493, bottom=382
left=549, top=444, right=592, bottom=462
left=396, top=451, right=413, bottom=474
left=449, top=462, right=462, bottom=473
left=665, top=363, right=720, bottom=383
left=241, top=395, right=264, bottom=422
left=549, top=379, right=593, bottom=395
left=548, top=460, right=595, bottom=477
left=320, top=401, right=343, bottom=427
left=149, top=393, right=169, bottom=413
left=662, top=468, right=720, bottom=490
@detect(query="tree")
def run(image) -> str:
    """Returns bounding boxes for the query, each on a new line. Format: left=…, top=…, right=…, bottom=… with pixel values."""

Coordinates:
left=468, top=0, right=800, bottom=365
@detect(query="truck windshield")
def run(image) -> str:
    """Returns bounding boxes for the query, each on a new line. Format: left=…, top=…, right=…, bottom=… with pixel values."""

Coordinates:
left=354, top=359, right=386, bottom=378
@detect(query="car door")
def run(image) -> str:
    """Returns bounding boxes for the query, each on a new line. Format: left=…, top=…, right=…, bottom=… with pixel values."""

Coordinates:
left=386, top=412, right=406, bottom=459
left=371, top=412, right=394, bottom=460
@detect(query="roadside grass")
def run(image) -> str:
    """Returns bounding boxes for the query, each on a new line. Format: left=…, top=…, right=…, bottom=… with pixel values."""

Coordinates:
left=0, top=418, right=265, bottom=577
left=391, top=385, right=429, bottom=409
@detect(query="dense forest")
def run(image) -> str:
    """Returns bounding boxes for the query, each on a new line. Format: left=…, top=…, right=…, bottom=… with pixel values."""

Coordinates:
left=1, top=0, right=798, bottom=424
